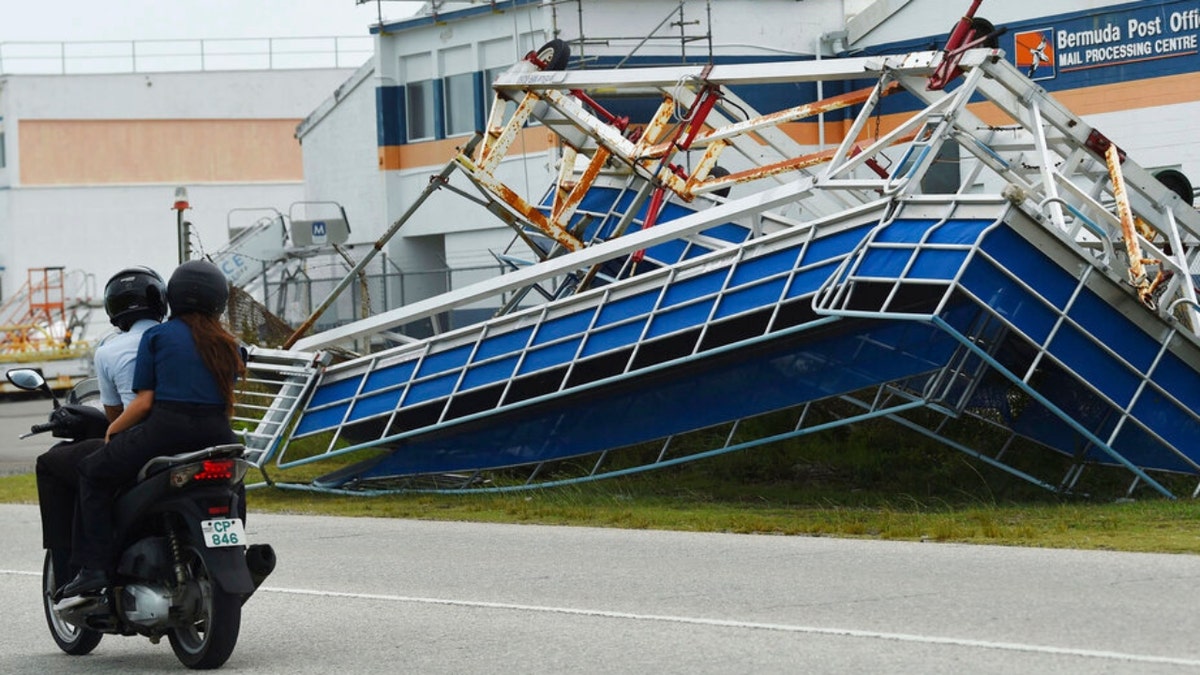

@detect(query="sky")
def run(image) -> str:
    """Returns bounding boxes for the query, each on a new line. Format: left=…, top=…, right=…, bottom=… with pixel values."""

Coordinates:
left=0, top=0, right=424, bottom=43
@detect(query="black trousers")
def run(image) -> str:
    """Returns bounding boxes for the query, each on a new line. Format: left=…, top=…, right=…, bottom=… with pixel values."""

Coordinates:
left=74, top=403, right=234, bottom=571
left=35, top=438, right=105, bottom=576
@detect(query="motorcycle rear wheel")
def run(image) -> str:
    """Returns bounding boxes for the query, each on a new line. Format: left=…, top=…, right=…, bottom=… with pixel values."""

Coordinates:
left=168, top=546, right=241, bottom=669
left=42, top=550, right=103, bottom=655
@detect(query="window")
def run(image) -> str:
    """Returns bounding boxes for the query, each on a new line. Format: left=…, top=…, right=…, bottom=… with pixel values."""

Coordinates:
left=486, top=65, right=524, bottom=127
left=406, top=80, right=436, bottom=141
left=0, top=131, right=6, bottom=169
left=444, top=72, right=477, bottom=137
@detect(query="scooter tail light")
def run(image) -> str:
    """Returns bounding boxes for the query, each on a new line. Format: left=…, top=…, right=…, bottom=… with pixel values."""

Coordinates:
left=169, top=458, right=248, bottom=488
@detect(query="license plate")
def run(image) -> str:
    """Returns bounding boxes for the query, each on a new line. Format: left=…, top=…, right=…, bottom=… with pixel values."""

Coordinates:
left=200, top=518, right=246, bottom=548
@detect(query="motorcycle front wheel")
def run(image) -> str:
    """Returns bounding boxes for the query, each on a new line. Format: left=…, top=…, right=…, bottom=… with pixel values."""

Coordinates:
left=168, top=546, right=241, bottom=669
left=41, top=550, right=103, bottom=655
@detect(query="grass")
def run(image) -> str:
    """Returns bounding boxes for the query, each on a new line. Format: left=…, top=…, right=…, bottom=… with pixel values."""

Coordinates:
left=5, top=419, right=1200, bottom=554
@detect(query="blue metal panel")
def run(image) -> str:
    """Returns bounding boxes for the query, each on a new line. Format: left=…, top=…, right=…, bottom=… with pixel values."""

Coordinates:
left=290, top=215, right=1200, bottom=491
left=876, top=219, right=938, bottom=242
left=645, top=239, right=687, bottom=262
left=714, top=279, right=787, bottom=319
left=533, top=311, right=595, bottom=343
left=909, top=249, right=967, bottom=278
left=364, top=361, right=418, bottom=391
left=350, top=388, right=405, bottom=420
left=661, top=270, right=726, bottom=307
left=786, top=262, right=841, bottom=299
left=927, top=219, right=992, bottom=244
left=1048, top=322, right=1141, bottom=407
left=580, top=319, right=648, bottom=357
left=462, top=355, right=521, bottom=389
left=702, top=223, right=751, bottom=244
left=518, top=339, right=582, bottom=374
left=1151, top=350, right=1200, bottom=412
left=294, top=401, right=352, bottom=435
left=475, top=326, right=534, bottom=360
left=806, top=225, right=872, bottom=261
left=343, top=318, right=962, bottom=480
left=406, top=373, right=459, bottom=405
left=859, top=248, right=911, bottom=277
left=729, top=247, right=801, bottom=286
left=432, top=79, right=446, bottom=140
left=1067, top=288, right=1158, bottom=373
left=595, top=291, right=658, bottom=326
left=375, top=86, right=405, bottom=148
left=647, top=299, right=716, bottom=338
left=417, top=344, right=474, bottom=378
left=980, top=227, right=1076, bottom=309
left=960, top=259, right=1058, bottom=343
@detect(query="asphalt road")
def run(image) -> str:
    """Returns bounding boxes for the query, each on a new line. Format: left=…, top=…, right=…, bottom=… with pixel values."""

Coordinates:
left=2, top=503, right=1200, bottom=673
left=0, top=398, right=56, bottom=475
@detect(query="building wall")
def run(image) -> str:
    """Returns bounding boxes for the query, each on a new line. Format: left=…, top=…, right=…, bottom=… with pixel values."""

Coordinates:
left=297, top=62, right=384, bottom=237
left=365, top=0, right=556, bottom=301
left=8, top=182, right=305, bottom=292
left=0, top=67, right=356, bottom=306
left=847, top=0, right=1131, bottom=47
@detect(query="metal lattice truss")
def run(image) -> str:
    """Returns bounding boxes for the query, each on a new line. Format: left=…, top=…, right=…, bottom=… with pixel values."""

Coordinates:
left=300, top=48, right=1200, bottom=349
left=243, top=47, right=1200, bottom=497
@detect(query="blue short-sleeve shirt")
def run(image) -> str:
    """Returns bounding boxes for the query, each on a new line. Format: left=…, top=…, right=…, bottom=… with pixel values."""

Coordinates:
left=132, top=319, right=225, bottom=405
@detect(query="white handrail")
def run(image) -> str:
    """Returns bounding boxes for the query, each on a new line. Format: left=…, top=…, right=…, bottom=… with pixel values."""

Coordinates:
left=0, top=36, right=372, bottom=75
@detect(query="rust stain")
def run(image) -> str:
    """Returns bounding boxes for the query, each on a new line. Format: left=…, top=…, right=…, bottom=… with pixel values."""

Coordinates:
left=553, top=147, right=611, bottom=225
left=493, top=180, right=582, bottom=252
left=1106, top=143, right=1153, bottom=306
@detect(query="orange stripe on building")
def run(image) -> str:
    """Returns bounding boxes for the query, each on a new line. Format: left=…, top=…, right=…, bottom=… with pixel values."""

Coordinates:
left=20, top=119, right=304, bottom=185
left=383, top=71, right=1200, bottom=172
left=798, top=71, right=1200, bottom=146
left=378, top=128, right=557, bottom=171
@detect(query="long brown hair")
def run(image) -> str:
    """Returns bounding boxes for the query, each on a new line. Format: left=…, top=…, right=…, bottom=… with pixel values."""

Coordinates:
left=178, top=313, right=245, bottom=417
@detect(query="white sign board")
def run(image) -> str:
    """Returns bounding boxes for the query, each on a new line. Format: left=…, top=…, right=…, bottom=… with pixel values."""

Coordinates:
left=291, top=218, right=350, bottom=247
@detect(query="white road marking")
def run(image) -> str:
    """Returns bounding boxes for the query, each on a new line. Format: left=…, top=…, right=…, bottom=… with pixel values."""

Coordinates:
left=266, top=584, right=1200, bottom=667
left=5, top=568, right=1198, bottom=667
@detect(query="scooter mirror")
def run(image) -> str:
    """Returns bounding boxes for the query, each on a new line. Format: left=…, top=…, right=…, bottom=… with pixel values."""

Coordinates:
left=5, top=368, right=47, bottom=391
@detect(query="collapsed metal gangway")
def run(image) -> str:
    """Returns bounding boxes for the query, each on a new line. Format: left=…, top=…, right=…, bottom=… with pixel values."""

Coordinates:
left=235, top=41, right=1200, bottom=498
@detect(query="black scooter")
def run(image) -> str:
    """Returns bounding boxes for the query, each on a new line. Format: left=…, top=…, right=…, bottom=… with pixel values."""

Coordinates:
left=7, top=368, right=275, bottom=670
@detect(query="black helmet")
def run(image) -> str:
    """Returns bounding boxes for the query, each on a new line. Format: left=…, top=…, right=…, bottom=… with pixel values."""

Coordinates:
left=103, top=266, right=167, bottom=330
left=167, top=260, right=229, bottom=317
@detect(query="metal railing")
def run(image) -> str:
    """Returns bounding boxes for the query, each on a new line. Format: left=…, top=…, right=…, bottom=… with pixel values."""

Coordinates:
left=0, top=36, right=373, bottom=75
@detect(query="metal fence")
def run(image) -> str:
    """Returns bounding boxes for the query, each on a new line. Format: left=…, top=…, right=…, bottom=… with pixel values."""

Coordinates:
left=229, top=261, right=511, bottom=348
left=0, top=36, right=373, bottom=75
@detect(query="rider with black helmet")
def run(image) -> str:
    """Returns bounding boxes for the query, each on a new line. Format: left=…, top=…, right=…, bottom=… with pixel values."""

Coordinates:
left=97, top=267, right=168, bottom=419
left=35, top=266, right=167, bottom=591
left=61, top=260, right=246, bottom=599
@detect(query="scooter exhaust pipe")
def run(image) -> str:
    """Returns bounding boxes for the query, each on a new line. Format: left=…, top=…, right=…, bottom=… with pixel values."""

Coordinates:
left=243, top=544, right=276, bottom=605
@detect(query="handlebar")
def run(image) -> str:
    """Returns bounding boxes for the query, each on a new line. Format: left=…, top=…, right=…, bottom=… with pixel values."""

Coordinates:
left=17, top=403, right=109, bottom=440
left=19, top=421, right=57, bottom=439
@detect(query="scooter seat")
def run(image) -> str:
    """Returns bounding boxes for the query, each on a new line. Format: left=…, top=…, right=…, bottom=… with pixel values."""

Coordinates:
left=135, top=444, right=246, bottom=482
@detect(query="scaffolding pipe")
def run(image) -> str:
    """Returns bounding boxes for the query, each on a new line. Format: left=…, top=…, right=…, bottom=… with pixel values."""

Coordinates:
left=282, top=133, right=481, bottom=349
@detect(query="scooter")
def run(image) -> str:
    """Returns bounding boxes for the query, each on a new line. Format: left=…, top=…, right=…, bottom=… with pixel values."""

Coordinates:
left=6, top=367, right=275, bottom=669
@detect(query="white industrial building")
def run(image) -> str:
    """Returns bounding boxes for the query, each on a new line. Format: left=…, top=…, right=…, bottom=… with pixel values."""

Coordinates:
left=0, top=39, right=365, bottom=347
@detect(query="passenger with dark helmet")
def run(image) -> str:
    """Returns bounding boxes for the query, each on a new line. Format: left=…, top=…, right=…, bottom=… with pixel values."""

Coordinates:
left=35, top=266, right=168, bottom=591
left=60, top=260, right=245, bottom=599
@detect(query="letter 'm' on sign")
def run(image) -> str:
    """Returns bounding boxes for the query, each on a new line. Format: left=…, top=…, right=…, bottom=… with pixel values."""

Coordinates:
left=290, top=218, right=350, bottom=247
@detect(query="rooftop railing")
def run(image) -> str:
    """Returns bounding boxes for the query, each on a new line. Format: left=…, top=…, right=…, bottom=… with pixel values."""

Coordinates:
left=0, top=36, right=374, bottom=75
